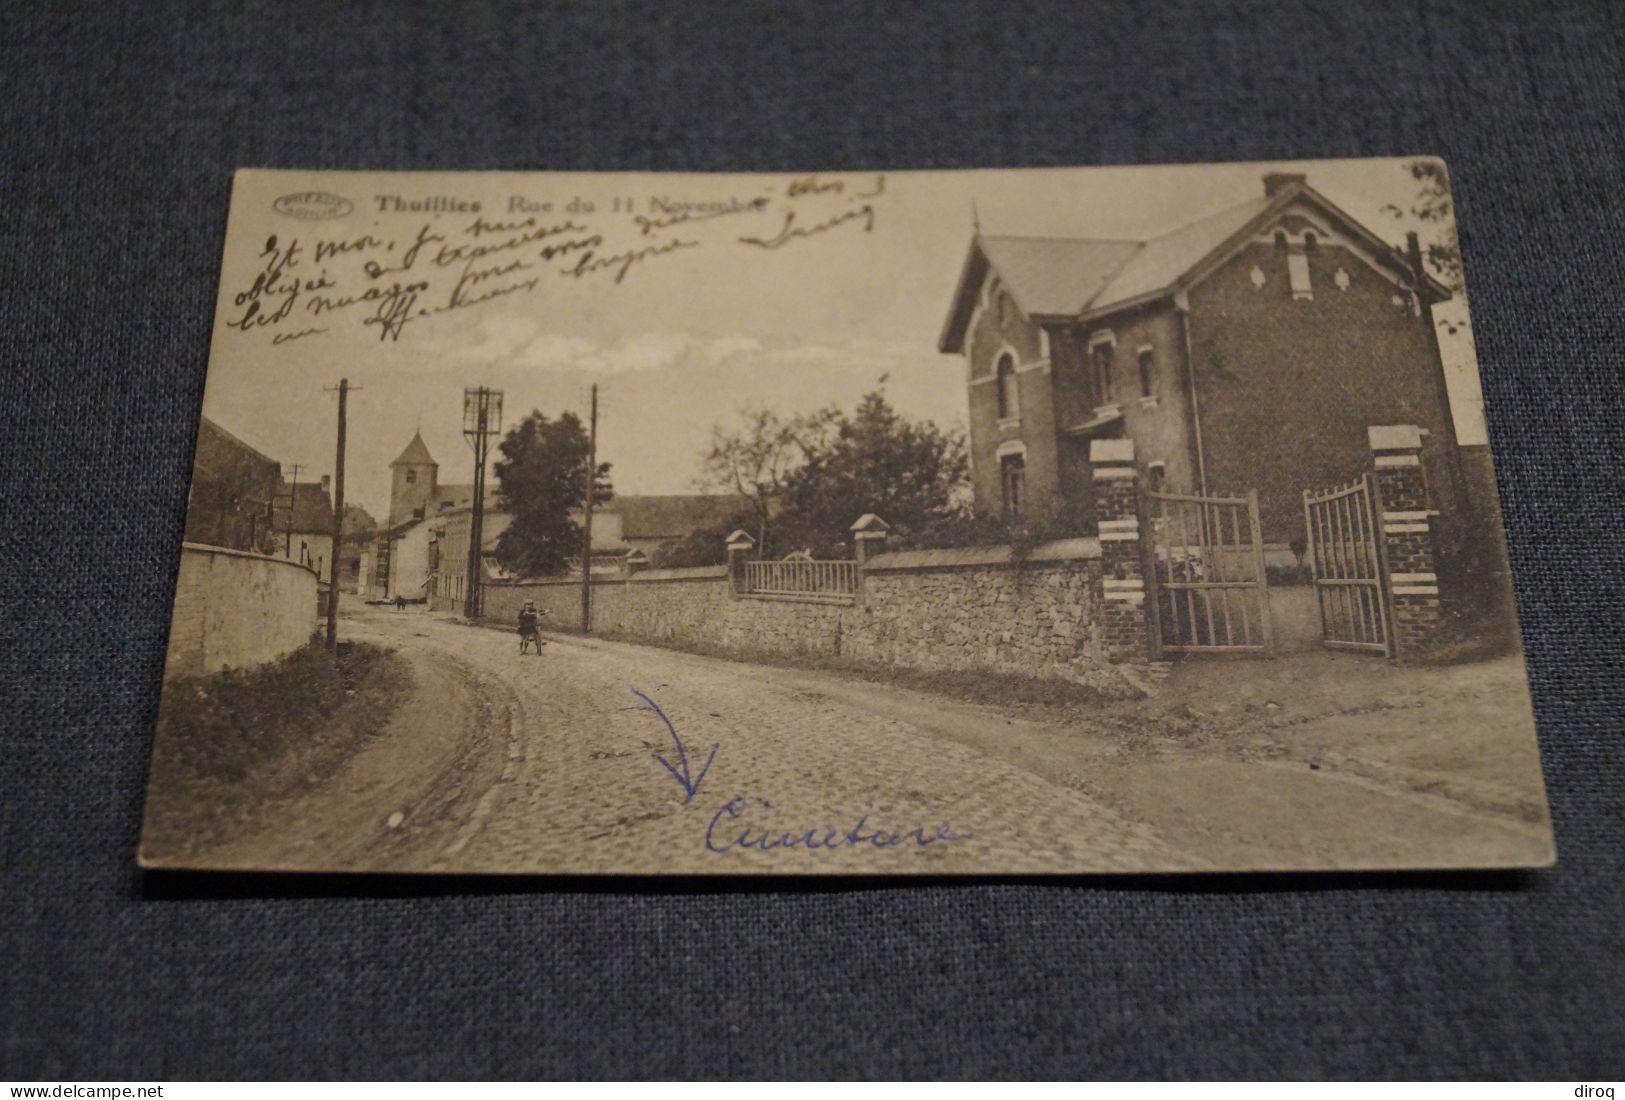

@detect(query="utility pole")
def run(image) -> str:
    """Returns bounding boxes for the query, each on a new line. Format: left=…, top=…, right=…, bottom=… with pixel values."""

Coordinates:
left=323, top=379, right=357, bottom=650
left=281, top=463, right=305, bottom=558
left=463, top=386, right=504, bottom=620
left=580, top=384, right=598, bottom=635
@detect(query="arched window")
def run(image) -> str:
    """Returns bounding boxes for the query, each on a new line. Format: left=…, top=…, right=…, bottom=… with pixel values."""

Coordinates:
left=996, top=353, right=1019, bottom=420
left=1304, top=231, right=1318, bottom=253
left=405, top=469, right=417, bottom=484
left=1273, top=230, right=1288, bottom=251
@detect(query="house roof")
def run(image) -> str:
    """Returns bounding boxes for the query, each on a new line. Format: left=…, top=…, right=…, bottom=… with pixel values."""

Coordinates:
left=197, top=417, right=280, bottom=471
left=1089, top=196, right=1273, bottom=308
left=974, top=237, right=1142, bottom=318
left=271, top=480, right=334, bottom=534
left=939, top=179, right=1452, bottom=352
left=609, top=494, right=746, bottom=540
left=428, top=496, right=507, bottom=523
left=432, top=483, right=501, bottom=512
left=391, top=431, right=437, bottom=467
left=341, top=503, right=377, bottom=537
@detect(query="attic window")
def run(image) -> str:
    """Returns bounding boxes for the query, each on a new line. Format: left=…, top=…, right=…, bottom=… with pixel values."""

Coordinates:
left=1273, top=230, right=1288, bottom=251
left=1303, top=231, right=1318, bottom=253
left=1287, top=250, right=1313, bottom=300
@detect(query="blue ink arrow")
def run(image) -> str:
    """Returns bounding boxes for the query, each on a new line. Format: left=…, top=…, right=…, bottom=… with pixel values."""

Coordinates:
left=632, top=688, right=719, bottom=804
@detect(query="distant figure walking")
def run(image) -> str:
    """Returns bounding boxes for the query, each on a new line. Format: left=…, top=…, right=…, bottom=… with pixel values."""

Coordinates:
left=518, top=600, right=547, bottom=655
left=394, top=594, right=407, bottom=611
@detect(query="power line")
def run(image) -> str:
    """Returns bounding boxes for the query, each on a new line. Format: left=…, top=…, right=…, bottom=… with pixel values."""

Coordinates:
left=580, top=383, right=598, bottom=634
left=280, top=463, right=306, bottom=559
left=463, top=386, right=503, bottom=620
left=322, top=381, right=360, bottom=649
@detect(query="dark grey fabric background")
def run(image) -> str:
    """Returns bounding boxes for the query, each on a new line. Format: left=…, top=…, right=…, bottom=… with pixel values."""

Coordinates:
left=2, top=0, right=1622, bottom=1080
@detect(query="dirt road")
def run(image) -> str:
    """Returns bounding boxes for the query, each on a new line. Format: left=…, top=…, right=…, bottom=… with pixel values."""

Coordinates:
left=186, top=604, right=1553, bottom=875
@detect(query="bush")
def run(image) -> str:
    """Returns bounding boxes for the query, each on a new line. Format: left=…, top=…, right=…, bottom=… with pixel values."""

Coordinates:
left=151, top=641, right=407, bottom=788
left=903, top=503, right=1093, bottom=560
left=1265, top=562, right=1315, bottom=586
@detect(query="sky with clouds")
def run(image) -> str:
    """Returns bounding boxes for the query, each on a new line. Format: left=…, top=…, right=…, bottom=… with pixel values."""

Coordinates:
left=203, top=160, right=1484, bottom=521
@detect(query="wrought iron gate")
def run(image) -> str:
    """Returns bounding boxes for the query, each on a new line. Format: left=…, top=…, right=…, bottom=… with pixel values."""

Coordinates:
left=1146, top=488, right=1271, bottom=654
left=1302, top=474, right=1392, bottom=655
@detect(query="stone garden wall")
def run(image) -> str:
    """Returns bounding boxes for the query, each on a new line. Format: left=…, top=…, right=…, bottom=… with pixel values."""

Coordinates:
left=163, top=543, right=320, bottom=680
left=481, top=539, right=1113, bottom=687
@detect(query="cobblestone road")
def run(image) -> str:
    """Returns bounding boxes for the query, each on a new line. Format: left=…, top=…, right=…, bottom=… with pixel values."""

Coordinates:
left=264, top=605, right=1201, bottom=875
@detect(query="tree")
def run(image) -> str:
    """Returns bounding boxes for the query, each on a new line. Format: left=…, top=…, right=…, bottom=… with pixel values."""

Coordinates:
left=776, top=389, right=969, bottom=556
left=649, top=510, right=755, bottom=569
left=1382, top=158, right=1470, bottom=337
left=697, top=405, right=836, bottom=554
left=492, top=410, right=612, bottom=577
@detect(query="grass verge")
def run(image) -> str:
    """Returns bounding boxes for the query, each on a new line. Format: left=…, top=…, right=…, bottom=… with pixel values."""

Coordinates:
left=142, top=641, right=412, bottom=859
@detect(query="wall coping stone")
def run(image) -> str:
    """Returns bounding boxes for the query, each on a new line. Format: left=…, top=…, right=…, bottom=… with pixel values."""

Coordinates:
left=486, top=564, right=730, bottom=587
left=181, top=541, right=319, bottom=576
left=486, top=576, right=580, bottom=588
left=864, top=537, right=1101, bottom=573
left=1368, top=424, right=1423, bottom=451
left=630, top=565, right=730, bottom=583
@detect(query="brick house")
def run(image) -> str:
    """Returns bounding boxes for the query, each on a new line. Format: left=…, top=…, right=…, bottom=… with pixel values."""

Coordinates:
left=938, top=172, right=1463, bottom=548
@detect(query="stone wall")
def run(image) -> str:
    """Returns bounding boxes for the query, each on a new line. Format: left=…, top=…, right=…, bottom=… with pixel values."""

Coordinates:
left=163, top=543, right=321, bottom=680
left=482, top=574, right=590, bottom=632
left=483, top=566, right=733, bottom=643
left=850, top=541, right=1107, bottom=683
left=481, top=540, right=1113, bottom=687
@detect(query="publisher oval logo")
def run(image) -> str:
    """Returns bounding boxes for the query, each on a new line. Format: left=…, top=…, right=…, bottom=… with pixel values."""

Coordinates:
left=272, top=191, right=353, bottom=220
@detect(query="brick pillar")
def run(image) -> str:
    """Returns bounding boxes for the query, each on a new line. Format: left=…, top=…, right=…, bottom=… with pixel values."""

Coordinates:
left=1369, top=425, right=1441, bottom=661
left=849, top=513, right=890, bottom=603
left=724, top=529, right=756, bottom=596
left=849, top=513, right=890, bottom=566
left=1091, top=438, right=1149, bottom=661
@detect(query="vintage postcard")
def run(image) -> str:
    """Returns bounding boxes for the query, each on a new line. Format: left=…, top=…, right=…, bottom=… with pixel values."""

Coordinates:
left=139, top=160, right=1553, bottom=875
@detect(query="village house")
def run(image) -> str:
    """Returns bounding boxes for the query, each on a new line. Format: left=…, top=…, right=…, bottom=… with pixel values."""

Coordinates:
left=360, top=429, right=744, bottom=609
left=426, top=504, right=512, bottom=614
left=184, top=417, right=282, bottom=554
left=270, top=476, right=336, bottom=583
left=609, top=495, right=746, bottom=558
left=938, top=172, right=1463, bottom=552
left=356, top=431, right=507, bottom=602
left=335, top=503, right=377, bottom=592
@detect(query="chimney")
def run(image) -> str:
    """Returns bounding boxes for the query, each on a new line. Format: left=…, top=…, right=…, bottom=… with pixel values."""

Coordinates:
left=1263, top=171, right=1307, bottom=198
left=1405, top=231, right=1427, bottom=287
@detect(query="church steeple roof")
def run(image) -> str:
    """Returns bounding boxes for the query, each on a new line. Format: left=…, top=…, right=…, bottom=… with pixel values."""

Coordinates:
left=391, top=431, right=437, bottom=468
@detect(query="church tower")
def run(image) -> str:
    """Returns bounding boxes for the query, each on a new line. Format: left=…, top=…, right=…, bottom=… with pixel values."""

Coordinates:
left=388, top=431, right=438, bottom=526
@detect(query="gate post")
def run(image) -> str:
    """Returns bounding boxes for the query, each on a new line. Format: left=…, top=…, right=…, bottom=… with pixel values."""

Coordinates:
left=1369, top=425, right=1441, bottom=661
left=724, top=530, right=756, bottom=597
left=1090, top=438, right=1150, bottom=661
left=850, top=513, right=890, bottom=604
